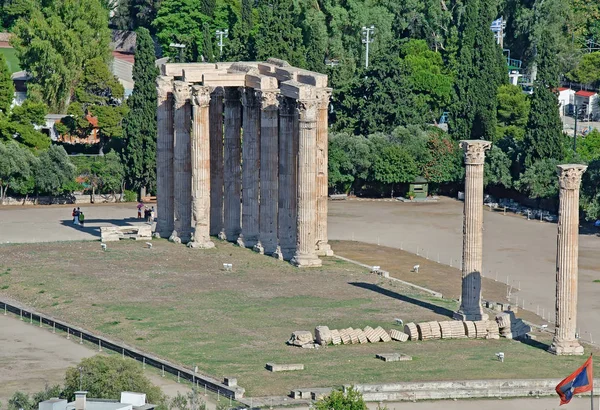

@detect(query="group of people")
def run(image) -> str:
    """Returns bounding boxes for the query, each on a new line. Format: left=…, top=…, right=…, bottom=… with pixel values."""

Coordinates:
left=72, top=207, right=85, bottom=226
left=137, top=202, right=155, bottom=223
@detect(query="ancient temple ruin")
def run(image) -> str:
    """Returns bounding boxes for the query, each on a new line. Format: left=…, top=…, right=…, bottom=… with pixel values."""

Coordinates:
left=154, top=59, right=333, bottom=267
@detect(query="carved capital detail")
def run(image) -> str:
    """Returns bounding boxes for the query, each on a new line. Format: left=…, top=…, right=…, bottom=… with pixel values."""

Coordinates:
left=157, top=76, right=174, bottom=100
left=192, top=86, right=211, bottom=107
left=460, top=140, right=492, bottom=165
left=297, top=99, right=319, bottom=121
left=316, top=88, right=332, bottom=110
left=258, top=90, right=280, bottom=110
left=173, top=81, right=191, bottom=105
left=557, top=164, right=587, bottom=190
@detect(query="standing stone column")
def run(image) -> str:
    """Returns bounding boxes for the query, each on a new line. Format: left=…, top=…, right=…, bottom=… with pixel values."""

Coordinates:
left=188, top=86, right=214, bottom=249
left=155, top=76, right=175, bottom=238
left=223, top=87, right=242, bottom=242
left=549, top=164, right=587, bottom=356
left=277, top=96, right=297, bottom=261
left=209, top=87, right=225, bottom=239
left=238, top=88, right=261, bottom=248
left=454, top=140, right=491, bottom=321
left=170, top=81, right=193, bottom=244
left=315, top=89, right=333, bottom=256
left=257, top=90, right=280, bottom=256
left=291, top=99, right=322, bottom=267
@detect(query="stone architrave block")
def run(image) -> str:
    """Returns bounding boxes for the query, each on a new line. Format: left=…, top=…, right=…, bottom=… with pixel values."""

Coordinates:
left=474, top=321, right=488, bottom=339
left=404, top=323, right=419, bottom=340
left=356, top=329, right=368, bottom=344
left=266, top=363, right=304, bottom=372
left=288, top=331, right=314, bottom=346
left=375, top=353, right=413, bottom=362
left=315, top=326, right=332, bottom=345
left=389, top=329, right=409, bottom=342
left=463, top=321, right=477, bottom=338
left=330, top=329, right=342, bottom=345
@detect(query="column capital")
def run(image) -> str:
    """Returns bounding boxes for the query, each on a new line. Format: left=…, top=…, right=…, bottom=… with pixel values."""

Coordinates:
left=258, top=90, right=280, bottom=110
left=557, top=164, right=587, bottom=190
left=210, top=86, right=225, bottom=98
left=191, top=85, right=211, bottom=107
left=460, top=140, right=492, bottom=165
left=316, top=88, right=332, bottom=110
left=297, top=99, right=319, bottom=121
left=157, top=76, right=174, bottom=99
left=173, top=80, right=191, bottom=105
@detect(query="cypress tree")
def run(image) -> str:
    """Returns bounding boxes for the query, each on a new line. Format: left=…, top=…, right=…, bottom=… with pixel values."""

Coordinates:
left=202, top=23, right=215, bottom=62
left=523, top=30, right=564, bottom=166
left=123, top=27, right=159, bottom=197
left=449, top=0, right=507, bottom=141
left=201, top=0, right=216, bottom=17
left=0, top=53, right=14, bottom=114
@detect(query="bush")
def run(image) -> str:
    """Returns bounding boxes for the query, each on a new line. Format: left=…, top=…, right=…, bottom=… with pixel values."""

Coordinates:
left=315, top=386, right=367, bottom=410
left=123, top=189, right=137, bottom=202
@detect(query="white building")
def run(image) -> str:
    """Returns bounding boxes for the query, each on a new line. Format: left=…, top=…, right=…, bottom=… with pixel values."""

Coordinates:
left=557, top=87, right=575, bottom=117
left=574, top=90, right=599, bottom=120
left=39, top=391, right=154, bottom=410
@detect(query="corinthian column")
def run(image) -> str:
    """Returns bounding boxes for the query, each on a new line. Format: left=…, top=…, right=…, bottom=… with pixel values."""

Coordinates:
left=170, top=81, right=192, bottom=244
left=291, top=99, right=322, bottom=268
left=188, top=86, right=214, bottom=249
left=223, top=87, right=242, bottom=242
left=155, top=76, right=175, bottom=238
left=454, top=140, right=491, bottom=321
left=238, top=88, right=260, bottom=249
left=209, top=87, right=225, bottom=239
left=549, top=164, right=587, bottom=356
left=315, top=89, right=333, bottom=256
left=278, top=96, right=297, bottom=261
left=257, top=90, right=280, bottom=256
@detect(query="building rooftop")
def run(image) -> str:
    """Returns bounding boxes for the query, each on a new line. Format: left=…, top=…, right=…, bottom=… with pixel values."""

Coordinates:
left=576, top=90, right=597, bottom=97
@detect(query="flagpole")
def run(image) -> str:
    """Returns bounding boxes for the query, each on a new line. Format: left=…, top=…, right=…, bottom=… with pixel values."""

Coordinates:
left=592, top=353, right=594, bottom=410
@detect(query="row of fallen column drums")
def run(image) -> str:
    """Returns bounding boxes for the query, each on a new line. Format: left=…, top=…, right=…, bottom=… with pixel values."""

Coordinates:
left=404, top=320, right=500, bottom=341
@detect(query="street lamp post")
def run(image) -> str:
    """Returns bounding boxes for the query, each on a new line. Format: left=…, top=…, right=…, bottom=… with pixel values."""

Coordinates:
left=169, top=43, right=186, bottom=63
left=361, top=25, right=375, bottom=68
left=215, top=29, right=229, bottom=58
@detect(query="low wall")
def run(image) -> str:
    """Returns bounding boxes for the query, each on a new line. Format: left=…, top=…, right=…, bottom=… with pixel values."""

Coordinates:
left=1, top=194, right=122, bottom=206
left=349, top=378, right=600, bottom=401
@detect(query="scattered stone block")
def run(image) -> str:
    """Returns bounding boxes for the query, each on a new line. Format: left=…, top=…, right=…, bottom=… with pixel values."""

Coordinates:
left=428, top=321, right=442, bottom=339
left=417, top=322, right=433, bottom=341
left=375, top=326, right=392, bottom=342
left=315, top=326, right=332, bottom=346
left=474, top=320, right=488, bottom=339
left=356, top=329, right=368, bottom=344
left=389, top=329, right=409, bottom=342
left=376, top=353, right=413, bottom=362
left=339, top=328, right=352, bottom=345
left=364, top=326, right=379, bottom=343
left=266, top=363, right=304, bottom=372
left=496, top=313, right=511, bottom=329
left=224, top=377, right=237, bottom=387
left=288, top=331, right=314, bottom=347
left=404, top=323, right=419, bottom=340
left=100, top=225, right=152, bottom=242
left=349, top=329, right=360, bottom=344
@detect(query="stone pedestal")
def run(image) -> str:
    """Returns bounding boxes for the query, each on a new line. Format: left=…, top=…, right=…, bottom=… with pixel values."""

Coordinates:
left=258, top=90, right=280, bottom=255
left=209, top=87, right=225, bottom=239
left=223, top=87, right=242, bottom=242
left=238, top=88, right=260, bottom=248
left=291, top=99, right=322, bottom=267
left=549, top=164, right=587, bottom=355
left=315, top=89, right=333, bottom=256
left=170, top=81, right=192, bottom=244
left=188, top=86, right=214, bottom=249
left=454, top=140, right=491, bottom=321
left=155, top=76, right=175, bottom=238
left=277, top=97, right=297, bottom=261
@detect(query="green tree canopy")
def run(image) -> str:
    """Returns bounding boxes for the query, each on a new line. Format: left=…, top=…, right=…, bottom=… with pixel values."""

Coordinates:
left=33, top=145, right=76, bottom=195
left=315, top=386, right=367, bottom=410
left=10, top=0, right=111, bottom=112
left=495, top=84, right=530, bottom=142
left=0, top=140, right=36, bottom=202
left=516, top=158, right=560, bottom=199
left=0, top=53, right=14, bottom=114
left=571, top=52, right=600, bottom=85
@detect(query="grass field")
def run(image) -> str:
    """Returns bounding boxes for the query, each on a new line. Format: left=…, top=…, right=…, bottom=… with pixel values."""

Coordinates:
left=0, top=48, right=21, bottom=73
left=0, top=239, right=597, bottom=397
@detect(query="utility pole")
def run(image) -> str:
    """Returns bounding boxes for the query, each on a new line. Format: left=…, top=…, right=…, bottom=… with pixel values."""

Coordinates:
left=361, top=25, right=375, bottom=69
left=215, top=29, right=228, bottom=58
left=169, top=43, right=186, bottom=63
left=573, top=101, right=578, bottom=152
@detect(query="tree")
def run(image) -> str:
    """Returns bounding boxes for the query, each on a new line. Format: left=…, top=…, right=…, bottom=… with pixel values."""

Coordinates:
left=0, top=140, right=36, bottom=203
left=63, top=356, right=164, bottom=403
left=449, top=0, right=507, bottom=141
left=202, top=22, right=215, bottom=62
left=495, top=84, right=530, bottom=142
left=328, top=133, right=372, bottom=194
left=34, top=145, right=76, bottom=195
left=522, top=30, right=564, bottom=167
left=484, top=145, right=512, bottom=188
left=315, top=386, right=367, bottom=410
left=369, top=134, right=418, bottom=196
left=577, top=129, right=600, bottom=162
left=581, top=159, right=600, bottom=221
left=0, top=99, right=50, bottom=150
left=516, top=158, right=560, bottom=199
left=421, top=130, right=463, bottom=183
left=10, top=0, right=111, bottom=113
left=6, top=385, right=63, bottom=410
left=0, top=53, right=14, bottom=114
left=123, top=27, right=159, bottom=197
left=571, top=52, right=600, bottom=85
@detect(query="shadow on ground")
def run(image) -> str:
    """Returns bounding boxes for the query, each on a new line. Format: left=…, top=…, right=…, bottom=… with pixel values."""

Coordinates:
left=349, top=282, right=455, bottom=318
left=59, top=218, right=145, bottom=238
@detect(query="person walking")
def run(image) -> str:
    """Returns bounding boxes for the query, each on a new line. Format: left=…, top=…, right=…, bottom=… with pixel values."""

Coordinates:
left=150, top=206, right=155, bottom=223
left=72, top=208, right=78, bottom=224
left=137, top=202, right=144, bottom=219
left=73, top=207, right=81, bottom=225
left=78, top=211, right=85, bottom=227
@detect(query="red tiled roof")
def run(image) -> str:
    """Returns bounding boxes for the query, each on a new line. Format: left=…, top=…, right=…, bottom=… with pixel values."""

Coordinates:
left=576, top=90, right=597, bottom=97
left=558, top=87, right=570, bottom=91
left=112, top=50, right=135, bottom=64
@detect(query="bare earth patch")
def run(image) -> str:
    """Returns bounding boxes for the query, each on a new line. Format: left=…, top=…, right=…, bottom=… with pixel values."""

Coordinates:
left=0, top=240, right=597, bottom=397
